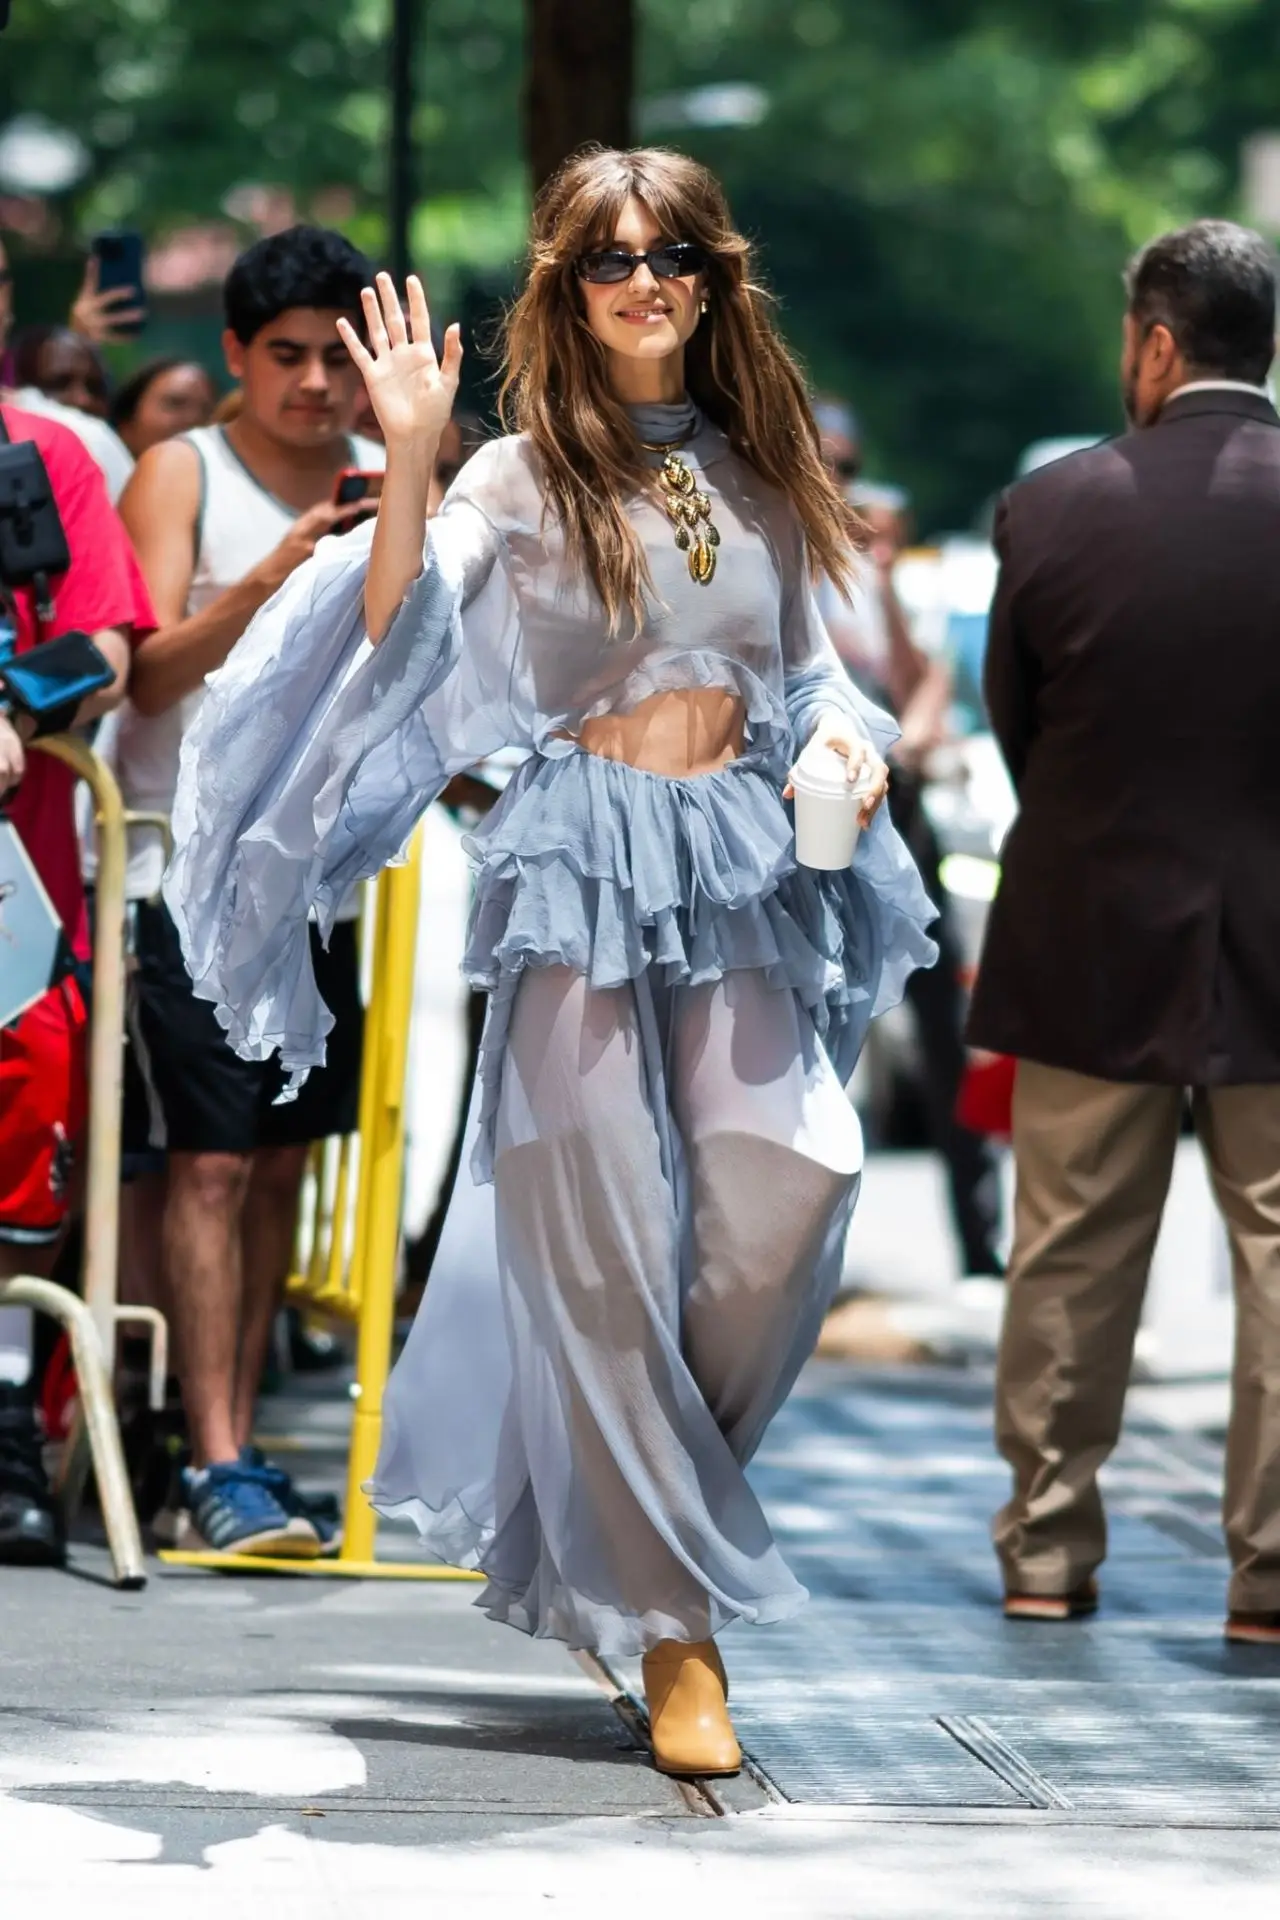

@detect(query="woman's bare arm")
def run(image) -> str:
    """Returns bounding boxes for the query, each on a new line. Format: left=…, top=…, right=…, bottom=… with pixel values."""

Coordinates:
left=336, top=273, right=462, bottom=642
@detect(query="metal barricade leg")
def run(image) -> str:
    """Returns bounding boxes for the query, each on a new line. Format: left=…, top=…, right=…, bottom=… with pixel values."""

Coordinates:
left=0, top=1275, right=146, bottom=1587
left=19, top=737, right=164, bottom=1587
left=340, top=850, right=420, bottom=1563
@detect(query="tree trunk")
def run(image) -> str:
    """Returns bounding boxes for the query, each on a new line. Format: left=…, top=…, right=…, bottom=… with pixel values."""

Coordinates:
left=524, top=0, right=634, bottom=194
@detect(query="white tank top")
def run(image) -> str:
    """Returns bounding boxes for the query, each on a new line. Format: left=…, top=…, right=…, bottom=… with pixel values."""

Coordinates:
left=112, top=425, right=384, bottom=900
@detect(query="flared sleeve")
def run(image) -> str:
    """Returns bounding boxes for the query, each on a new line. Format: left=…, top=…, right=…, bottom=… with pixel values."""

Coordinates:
left=777, top=514, right=939, bottom=1040
left=165, top=448, right=525, bottom=1091
left=779, top=515, right=898, bottom=759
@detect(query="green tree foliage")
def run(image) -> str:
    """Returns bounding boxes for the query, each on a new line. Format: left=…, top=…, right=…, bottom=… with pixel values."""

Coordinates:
left=640, top=0, right=1278, bottom=522
left=0, top=0, right=526, bottom=233
left=1, top=0, right=387, bottom=226
left=3, top=0, right=1276, bottom=523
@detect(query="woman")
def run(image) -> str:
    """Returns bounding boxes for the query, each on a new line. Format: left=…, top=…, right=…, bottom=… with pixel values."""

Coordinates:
left=110, top=357, right=216, bottom=458
left=167, top=148, right=936, bottom=1776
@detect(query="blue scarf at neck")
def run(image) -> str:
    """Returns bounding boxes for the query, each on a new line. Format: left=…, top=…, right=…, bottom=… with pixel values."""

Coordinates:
left=627, top=396, right=700, bottom=454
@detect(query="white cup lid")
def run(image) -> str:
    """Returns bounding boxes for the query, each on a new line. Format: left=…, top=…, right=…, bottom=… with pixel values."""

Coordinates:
left=793, top=740, right=856, bottom=796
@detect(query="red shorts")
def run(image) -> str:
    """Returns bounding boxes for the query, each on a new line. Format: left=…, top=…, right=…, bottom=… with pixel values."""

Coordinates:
left=0, top=978, right=88, bottom=1246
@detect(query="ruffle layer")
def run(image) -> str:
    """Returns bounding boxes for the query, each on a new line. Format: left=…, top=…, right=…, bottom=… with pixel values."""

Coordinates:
left=460, top=745, right=934, bottom=1183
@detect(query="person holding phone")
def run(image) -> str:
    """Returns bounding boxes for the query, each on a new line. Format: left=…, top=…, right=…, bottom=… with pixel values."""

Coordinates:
left=71, top=234, right=148, bottom=346
left=0, top=398, right=154, bottom=1566
left=108, top=226, right=384, bottom=1561
left=0, top=236, right=135, bottom=502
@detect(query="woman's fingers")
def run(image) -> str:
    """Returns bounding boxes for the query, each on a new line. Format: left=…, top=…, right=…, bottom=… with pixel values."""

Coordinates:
left=361, top=283, right=390, bottom=359
left=824, top=731, right=888, bottom=811
left=377, top=271, right=408, bottom=349
left=858, top=767, right=889, bottom=824
left=406, top=274, right=434, bottom=352
left=440, top=321, right=464, bottom=389
left=335, top=315, right=374, bottom=375
left=822, top=732, right=872, bottom=784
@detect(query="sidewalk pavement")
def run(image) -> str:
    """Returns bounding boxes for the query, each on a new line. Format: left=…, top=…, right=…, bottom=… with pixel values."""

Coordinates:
left=2, top=1350, right=1278, bottom=1918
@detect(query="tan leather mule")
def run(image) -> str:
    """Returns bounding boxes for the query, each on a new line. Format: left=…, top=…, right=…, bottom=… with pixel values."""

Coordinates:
left=641, top=1638, right=741, bottom=1778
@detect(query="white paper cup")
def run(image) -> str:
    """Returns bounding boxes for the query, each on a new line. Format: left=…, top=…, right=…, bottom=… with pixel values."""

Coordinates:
left=791, top=744, right=866, bottom=870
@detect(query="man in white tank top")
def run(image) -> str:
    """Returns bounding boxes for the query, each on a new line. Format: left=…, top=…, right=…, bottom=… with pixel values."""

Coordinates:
left=114, top=228, right=384, bottom=1558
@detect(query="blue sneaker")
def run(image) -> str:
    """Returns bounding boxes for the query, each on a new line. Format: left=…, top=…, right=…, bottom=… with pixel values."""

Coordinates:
left=183, top=1460, right=321, bottom=1558
left=241, top=1447, right=343, bottom=1557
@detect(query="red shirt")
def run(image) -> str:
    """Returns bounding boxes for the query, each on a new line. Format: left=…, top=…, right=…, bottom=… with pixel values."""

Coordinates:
left=1, top=405, right=155, bottom=956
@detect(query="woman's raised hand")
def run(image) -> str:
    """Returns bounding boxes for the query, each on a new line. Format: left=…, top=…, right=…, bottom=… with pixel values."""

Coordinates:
left=337, top=272, right=462, bottom=450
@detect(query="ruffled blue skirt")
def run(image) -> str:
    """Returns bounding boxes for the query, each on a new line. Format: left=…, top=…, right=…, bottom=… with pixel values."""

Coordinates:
left=369, top=745, right=937, bottom=1655
left=459, top=741, right=929, bottom=1182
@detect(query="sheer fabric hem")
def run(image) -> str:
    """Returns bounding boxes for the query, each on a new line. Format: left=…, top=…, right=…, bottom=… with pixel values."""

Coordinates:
left=363, top=1488, right=809, bottom=1658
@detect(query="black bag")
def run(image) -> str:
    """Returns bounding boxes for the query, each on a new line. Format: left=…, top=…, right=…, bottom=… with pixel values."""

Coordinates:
left=0, top=410, right=71, bottom=625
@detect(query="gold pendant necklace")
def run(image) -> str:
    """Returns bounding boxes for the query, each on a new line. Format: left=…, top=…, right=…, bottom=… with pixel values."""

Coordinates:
left=639, top=437, right=720, bottom=586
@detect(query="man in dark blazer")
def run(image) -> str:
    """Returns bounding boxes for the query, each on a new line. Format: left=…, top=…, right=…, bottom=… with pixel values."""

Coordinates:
left=969, top=219, right=1280, bottom=1644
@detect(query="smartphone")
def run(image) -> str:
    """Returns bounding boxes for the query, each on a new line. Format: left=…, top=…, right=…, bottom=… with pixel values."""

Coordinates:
left=90, top=230, right=147, bottom=335
left=332, top=467, right=384, bottom=534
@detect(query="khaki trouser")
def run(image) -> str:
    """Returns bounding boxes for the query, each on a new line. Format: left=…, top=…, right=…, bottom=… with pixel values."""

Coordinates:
left=995, top=1061, right=1280, bottom=1612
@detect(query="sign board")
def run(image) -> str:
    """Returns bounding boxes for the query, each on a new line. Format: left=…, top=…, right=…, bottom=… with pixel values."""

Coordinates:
left=0, top=816, right=70, bottom=1029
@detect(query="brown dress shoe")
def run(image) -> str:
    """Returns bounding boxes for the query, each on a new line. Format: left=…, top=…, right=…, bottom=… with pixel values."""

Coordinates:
left=1003, top=1578, right=1099, bottom=1622
left=1225, top=1610, right=1280, bottom=1645
left=641, top=1638, right=741, bottom=1778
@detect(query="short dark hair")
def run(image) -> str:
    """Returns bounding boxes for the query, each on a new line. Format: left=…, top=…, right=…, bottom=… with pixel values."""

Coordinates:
left=224, top=225, right=371, bottom=345
left=1125, top=220, right=1277, bottom=384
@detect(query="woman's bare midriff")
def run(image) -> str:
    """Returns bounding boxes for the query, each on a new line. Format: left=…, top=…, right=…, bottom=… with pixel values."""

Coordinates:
left=559, top=688, right=747, bottom=777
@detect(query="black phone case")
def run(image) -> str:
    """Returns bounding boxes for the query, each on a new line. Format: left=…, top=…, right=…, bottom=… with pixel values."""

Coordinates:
left=91, top=232, right=147, bottom=332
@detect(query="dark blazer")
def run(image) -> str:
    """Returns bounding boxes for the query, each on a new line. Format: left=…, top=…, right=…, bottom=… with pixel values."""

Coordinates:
left=968, top=387, right=1280, bottom=1085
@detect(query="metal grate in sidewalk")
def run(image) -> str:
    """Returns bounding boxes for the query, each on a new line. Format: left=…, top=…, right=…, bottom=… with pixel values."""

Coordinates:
left=970, top=1704, right=1280, bottom=1817
left=732, top=1701, right=1027, bottom=1807
left=728, top=1364, right=1280, bottom=1814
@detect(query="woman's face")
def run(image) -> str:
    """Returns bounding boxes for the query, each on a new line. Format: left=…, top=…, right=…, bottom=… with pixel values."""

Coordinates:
left=124, top=363, right=216, bottom=455
left=577, top=195, right=706, bottom=374
left=36, top=336, right=109, bottom=417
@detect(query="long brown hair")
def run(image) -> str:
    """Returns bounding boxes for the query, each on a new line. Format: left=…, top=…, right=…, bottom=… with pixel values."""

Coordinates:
left=499, top=146, right=863, bottom=630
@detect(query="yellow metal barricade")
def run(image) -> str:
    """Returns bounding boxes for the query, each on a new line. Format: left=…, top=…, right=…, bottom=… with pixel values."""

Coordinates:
left=0, top=736, right=169, bottom=1589
left=162, top=831, right=479, bottom=1581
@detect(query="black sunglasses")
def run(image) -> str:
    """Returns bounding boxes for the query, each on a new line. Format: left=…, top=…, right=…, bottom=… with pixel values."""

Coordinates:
left=576, top=243, right=709, bottom=285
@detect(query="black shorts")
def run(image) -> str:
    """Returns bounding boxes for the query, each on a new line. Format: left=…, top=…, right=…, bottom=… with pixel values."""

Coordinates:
left=125, top=901, right=363, bottom=1157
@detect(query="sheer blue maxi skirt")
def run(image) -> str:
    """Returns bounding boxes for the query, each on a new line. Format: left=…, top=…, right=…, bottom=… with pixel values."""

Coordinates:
left=368, top=740, right=929, bottom=1656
